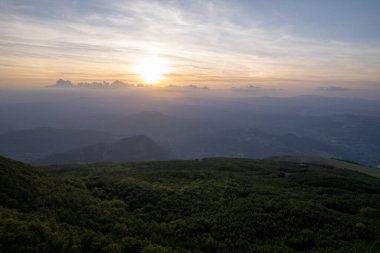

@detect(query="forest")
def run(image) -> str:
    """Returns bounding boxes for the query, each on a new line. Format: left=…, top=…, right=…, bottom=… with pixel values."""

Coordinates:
left=1, top=155, right=380, bottom=252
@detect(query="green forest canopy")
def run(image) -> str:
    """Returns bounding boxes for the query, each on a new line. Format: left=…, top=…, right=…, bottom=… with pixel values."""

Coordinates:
left=1, top=156, right=380, bottom=252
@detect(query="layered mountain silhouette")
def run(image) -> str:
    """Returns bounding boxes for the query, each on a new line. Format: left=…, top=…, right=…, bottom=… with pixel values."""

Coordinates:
left=1, top=110, right=380, bottom=166
left=35, top=135, right=173, bottom=164
left=0, top=127, right=118, bottom=162
left=183, top=128, right=340, bottom=159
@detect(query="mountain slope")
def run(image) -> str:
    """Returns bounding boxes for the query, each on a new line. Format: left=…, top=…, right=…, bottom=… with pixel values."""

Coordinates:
left=35, top=135, right=173, bottom=164
left=0, top=156, right=50, bottom=210
left=1, top=157, right=380, bottom=252
left=268, top=155, right=380, bottom=179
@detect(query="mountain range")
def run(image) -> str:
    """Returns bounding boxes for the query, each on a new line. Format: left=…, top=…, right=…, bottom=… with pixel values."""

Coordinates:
left=35, top=135, right=173, bottom=165
left=0, top=127, right=118, bottom=162
left=1, top=94, right=380, bottom=166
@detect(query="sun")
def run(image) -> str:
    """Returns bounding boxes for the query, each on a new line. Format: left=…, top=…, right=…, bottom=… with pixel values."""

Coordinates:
left=134, top=56, right=169, bottom=84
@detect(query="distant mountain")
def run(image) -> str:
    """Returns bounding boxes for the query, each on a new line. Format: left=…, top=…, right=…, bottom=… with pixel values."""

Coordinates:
left=243, top=95, right=380, bottom=116
left=0, top=127, right=119, bottom=162
left=109, top=111, right=207, bottom=136
left=199, top=112, right=380, bottom=166
left=1, top=96, right=380, bottom=167
left=184, top=128, right=340, bottom=159
left=105, top=111, right=220, bottom=152
left=35, top=135, right=173, bottom=165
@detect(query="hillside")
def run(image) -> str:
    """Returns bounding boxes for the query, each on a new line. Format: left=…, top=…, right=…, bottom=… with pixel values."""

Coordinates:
left=1, top=156, right=380, bottom=252
left=268, top=155, right=380, bottom=179
left=0, top=155, right=50, bottom=210
left=35, top=135, right=173, bottom=164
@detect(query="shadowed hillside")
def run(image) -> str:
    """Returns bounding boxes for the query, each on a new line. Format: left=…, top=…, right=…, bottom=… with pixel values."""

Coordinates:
left=1, top=156, right=380, bottom=252
left=268, top=155, right=380, bottom=179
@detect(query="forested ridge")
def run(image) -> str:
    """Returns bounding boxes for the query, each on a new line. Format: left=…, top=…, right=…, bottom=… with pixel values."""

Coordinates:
left=1, top=156, right=380, bottom=252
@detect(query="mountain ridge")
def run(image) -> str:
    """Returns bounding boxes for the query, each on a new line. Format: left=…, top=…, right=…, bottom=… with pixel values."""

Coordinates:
left=0, top=127, right=119, bottom=162
left=34, top=135, right=174, bottom=165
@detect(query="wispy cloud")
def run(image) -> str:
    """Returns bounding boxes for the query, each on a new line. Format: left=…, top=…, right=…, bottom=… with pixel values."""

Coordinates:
left=48, top=79, right=132, bottom=89
left=167, top=84, right=209, bottom=90
left=316, top=86, right=351, bottom=92
left=230, top=85, right=282, bottom=93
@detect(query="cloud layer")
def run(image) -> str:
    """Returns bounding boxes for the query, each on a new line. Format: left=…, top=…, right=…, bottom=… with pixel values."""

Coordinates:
left=49, top=79, right=132, bottom=89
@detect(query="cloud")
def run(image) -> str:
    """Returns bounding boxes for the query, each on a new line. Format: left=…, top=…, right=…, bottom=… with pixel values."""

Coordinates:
left=230, top=85, right=263, bottom=92
left=47, top=79, right=73, bottom=88
left=230, top=85, right=284, bottom=93
left=316, top=86, right=351, bottom=92
left=167, top=84, right=209, bottom=90
left=48, top=79, right=133, bottom=89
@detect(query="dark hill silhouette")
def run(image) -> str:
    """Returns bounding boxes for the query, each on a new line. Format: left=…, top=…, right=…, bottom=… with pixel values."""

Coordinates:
left=0, top=155, right=49, bottom=210
left=35, top=135, right=173, bottom=165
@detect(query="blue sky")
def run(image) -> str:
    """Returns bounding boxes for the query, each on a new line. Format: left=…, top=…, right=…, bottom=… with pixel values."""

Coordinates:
left=0, top=0, right=379, bottom=88
left=237, top=0, right=380, bottom=42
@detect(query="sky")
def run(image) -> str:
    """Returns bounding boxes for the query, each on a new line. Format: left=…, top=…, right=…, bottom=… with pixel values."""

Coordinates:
left=0, top=0, right=379, bottom=89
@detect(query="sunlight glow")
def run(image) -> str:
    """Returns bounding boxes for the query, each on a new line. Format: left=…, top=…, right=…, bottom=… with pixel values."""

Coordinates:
left=134, top=56, right=169, bottom=84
